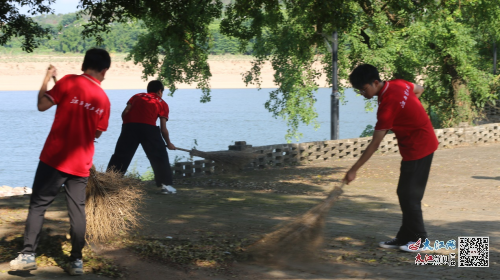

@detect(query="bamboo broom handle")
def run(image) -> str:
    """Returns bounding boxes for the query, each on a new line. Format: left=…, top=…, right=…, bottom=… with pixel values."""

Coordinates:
left=173, top=147, right=191, bottom=152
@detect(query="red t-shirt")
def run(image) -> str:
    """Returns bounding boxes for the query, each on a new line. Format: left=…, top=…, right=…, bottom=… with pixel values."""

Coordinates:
left=40, top=74, right=111, bottom=177
left=374, top=79, right=439, bottom=161
left=122, top=92, right=169, bottom=126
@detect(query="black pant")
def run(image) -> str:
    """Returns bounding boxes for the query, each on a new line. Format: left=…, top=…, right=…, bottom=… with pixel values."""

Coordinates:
left=22, top=161, right=88, bottom=260
left=395, top=153, right=434, bottom=243
left=107, top=123, right=173, bottom=186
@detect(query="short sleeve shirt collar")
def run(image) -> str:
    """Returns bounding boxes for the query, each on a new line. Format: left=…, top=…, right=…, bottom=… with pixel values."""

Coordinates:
left=81, top=74, right=101, bottom=86
left=377, top=81, right=390, bottom=104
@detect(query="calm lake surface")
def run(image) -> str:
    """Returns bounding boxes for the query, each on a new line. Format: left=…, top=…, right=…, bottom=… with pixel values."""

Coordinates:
left=0, top=88, right=376, bottom=187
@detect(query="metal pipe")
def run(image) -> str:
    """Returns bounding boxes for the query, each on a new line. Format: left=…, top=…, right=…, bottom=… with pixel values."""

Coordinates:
left=331, top=30, right=339, bottom=140
left=494, top=41, right=497, bottom=75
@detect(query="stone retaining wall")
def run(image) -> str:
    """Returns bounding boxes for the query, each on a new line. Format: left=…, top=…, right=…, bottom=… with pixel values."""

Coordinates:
left=173, top=122, right=500, bottom=178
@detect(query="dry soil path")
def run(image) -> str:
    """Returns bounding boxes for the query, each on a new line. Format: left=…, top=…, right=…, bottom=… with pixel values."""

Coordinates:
left=1, top=143, right=499, bottom=279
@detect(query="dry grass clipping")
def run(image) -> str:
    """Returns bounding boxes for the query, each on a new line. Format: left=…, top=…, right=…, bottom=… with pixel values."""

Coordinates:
left=86, top=166, right=145, bottom=244
left=245, top=183, right=344, bottom=263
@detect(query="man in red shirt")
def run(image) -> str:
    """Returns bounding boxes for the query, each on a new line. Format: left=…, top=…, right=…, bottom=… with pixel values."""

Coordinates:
left=107, top=80, right=177, bottom=195
left=10, top=48, right=111, bottom=275
left=344, top=64, right=439, bottom=252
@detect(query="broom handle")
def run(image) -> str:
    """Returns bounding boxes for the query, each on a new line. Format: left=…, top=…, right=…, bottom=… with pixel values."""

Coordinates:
left=173, top=147, right=191, bottom=152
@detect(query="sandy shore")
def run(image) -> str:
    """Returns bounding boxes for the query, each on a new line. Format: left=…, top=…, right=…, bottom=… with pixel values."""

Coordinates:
left=0, top=54, right=329, bottom=91
left=0, top=186, right=31, bottom=197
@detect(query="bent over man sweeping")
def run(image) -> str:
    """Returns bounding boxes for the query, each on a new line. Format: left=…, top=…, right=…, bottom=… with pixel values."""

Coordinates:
left=107, top=80, right=177, bottom=194
left=344, top=64, right=439, bottom=252
left=10, top=48, right=111, bottom=275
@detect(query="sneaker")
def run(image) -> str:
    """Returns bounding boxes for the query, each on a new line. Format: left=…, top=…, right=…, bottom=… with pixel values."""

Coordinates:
left=10, top=253, right=37, bottom=270
left=66, top=259, right=83, bottom=276
left=379, top=238, right=407, bottom=249
left=400, top=239, right=424, bottom=252
left=161, top=185, right=177, bottom=194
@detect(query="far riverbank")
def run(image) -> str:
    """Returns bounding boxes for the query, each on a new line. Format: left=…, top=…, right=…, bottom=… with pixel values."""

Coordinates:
left=0, top=54, right=329, bottom=91
left=0, top=186, right=31, bottom=197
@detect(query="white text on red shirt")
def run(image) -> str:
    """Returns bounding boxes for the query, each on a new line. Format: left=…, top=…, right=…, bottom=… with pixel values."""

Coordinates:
left=70, top=97, right=104, bottom=115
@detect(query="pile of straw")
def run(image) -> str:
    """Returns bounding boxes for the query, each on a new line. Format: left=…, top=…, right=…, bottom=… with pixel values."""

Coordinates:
left=85, top=166, right=145, bottom=244
left=245, top=183, right=345, bottom=263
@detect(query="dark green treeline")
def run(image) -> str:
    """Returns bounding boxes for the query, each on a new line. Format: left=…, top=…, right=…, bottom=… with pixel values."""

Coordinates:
left=1, top=12, right=249, bottom=55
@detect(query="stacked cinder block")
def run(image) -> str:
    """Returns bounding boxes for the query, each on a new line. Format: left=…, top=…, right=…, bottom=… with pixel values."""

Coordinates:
left=376, top=135, right=399, bottom=154
left=194, top=160, right=214, bottom=175
left=228, top=141, right=253, bottom=151
left=171, top=122, right=500, bottom=178
left=249, top=144, right=294, bottom=168
left=436, top=127, right=464, bottom=148
left=475, top=123, right=500, bottom=144
left=174, top=161, right=193, bottom=178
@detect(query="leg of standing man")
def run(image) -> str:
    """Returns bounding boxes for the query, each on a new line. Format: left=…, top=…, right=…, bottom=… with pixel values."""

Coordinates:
left=107, top=123, right=141, bottom=174
left=63, top=174, right=88, bottom=275
left=12, top=162, right=66, bottom=271
left=396, top=153, right=434, bottom=252
left=11, top=161, right=88, bottom=275
left=141, top=125, right=175, bottom=194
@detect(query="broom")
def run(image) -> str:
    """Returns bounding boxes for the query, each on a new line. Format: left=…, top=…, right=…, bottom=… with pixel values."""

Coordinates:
left=176, top=147, right=257, bottom=170
left=245, top=182, right=345, bottom=262
left=85, top=166, right=145, bottom=244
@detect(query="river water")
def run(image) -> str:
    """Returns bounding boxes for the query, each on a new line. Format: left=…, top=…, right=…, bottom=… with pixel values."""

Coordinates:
left=0, top=88, right=376, bottom=187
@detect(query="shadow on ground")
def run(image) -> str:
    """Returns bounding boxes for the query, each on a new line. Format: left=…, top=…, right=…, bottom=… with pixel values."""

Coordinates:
left=1, top=158, right=499, bottom=279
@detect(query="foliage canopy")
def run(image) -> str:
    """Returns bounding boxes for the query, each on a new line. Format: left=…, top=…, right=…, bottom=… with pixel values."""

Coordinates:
left=2, top=0, right=500, bottom=140
left=0, top=0, right=54, bottom=52
left=220, top=0, right=500, bottom=137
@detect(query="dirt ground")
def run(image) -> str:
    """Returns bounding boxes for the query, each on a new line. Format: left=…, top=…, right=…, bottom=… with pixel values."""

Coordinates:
left=1, top=143, right=499, bottom=279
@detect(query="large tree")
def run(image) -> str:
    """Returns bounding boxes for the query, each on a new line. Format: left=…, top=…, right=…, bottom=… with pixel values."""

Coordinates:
left=4, top=0, right=500, bottom=139
left=81, top=0, right=500, bottom=139
left=80, top=0, right=224, bottom=103
left=220, top=0, right=500, bottom=135
left=1, top=0, right=54, bottom=52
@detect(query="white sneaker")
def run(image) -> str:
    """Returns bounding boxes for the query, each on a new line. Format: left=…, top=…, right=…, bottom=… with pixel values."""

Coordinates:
left=10, top=253, right=37, bottom=270
left=379, top=238, right=407, bottom=249
left=65, top=259, right=83, bottom=276
left=161, top=185, right=176, bottom=194
left=400, top=240, right=423, bottom=253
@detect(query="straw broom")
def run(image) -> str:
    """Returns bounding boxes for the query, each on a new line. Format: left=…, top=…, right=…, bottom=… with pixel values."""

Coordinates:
left=245, top=183, right=345, bottom=262
left=176, top=147, right=257, bottom=171
left=85, top=166, right=145, bottom=244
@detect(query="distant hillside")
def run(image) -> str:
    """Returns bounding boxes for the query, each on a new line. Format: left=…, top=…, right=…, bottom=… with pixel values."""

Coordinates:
left=2, top=8, right=250, bottom=55
left=31, top=12, right=88, bottom=26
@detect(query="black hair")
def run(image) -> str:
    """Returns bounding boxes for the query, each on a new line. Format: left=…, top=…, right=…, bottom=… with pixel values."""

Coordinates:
left=147, top=80, right=164, bottom=93
left=349, top=64, right=382, bottom=89
left=82, top=48, right=111, bottom=72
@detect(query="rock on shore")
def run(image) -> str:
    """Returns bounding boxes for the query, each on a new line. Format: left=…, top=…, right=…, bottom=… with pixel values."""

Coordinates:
left=0, top=186, right=32, bottom=197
